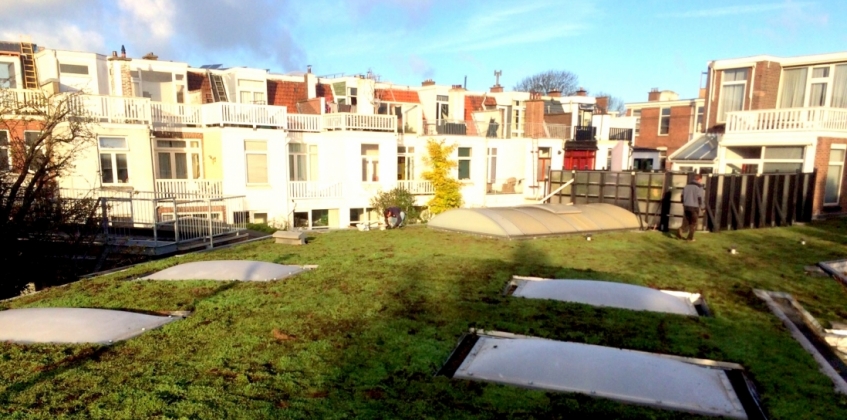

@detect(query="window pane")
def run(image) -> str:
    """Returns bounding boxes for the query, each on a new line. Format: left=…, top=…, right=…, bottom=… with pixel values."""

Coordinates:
left=764, top=146, right=804, bottom=160
left=245, top=140, right=267, bottom=151
left=830, top=149, right=846, bottom=163
left=0, top=148, right=8, bottom=171
left=825, top=163, right=843, bottom=203
left=100, top=154, right=114, bottom=183
left=809, top=83, right=827, bottom=107
left=288, top=143, right=304, bottom=153
left=719, top=84, right=745, bottom=120
left=191, top=153, right=201, bottom=178
left=246, top=154, right=268, bottom=183
left=116, top=154, right=129, bottom=183
left=99, top=137, right=127, bottom=149
left=175, top=152, right=188, bottom=179
left=780, top=68, right=807, bottom=108
left=726, top=146, right=762, bottom=160
left=288, top=154, right=296, bottom=180
left=24, top=131, right=40, bottom=147
left=762, top=162, right=802, bottom=173
left=812, top=67, right=829, bottom=78
left=240, top=91, right=252, bottom=104
left=296, top=154, right=307, bottom=181
left=0, top=131, right=7, bottom=146
left=458, top=147, right=471, bottom=157
left=158, top=152, right=172, bottom=179
left=833, top=65, right=847, bottom=108
left=724, top=69, right=748, bottom=82
left=361, top=144, right=379, bottom=156
left=59, top=64, right=89, bottom=75
left=458, top=160, right=470, bottom=179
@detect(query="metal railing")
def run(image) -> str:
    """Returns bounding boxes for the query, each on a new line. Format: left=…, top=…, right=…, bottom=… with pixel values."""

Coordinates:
left=155, top=180, right=223, bottom=198
left=59, top=188, right=246, bottom=246
left=574, top=125, right=597, bottom=141
left=289, top=181, right=344, bottom=199
left=608, top=127, right=634, bottom=141
left=726, top=107, right=847, bottom=132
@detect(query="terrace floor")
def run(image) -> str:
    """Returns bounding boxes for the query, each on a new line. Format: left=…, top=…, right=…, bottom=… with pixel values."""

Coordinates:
left=2, top=221, right=847, bottom=418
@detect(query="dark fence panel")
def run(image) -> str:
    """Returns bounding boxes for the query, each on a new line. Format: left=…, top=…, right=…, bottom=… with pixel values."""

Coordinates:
left=547, top=170, right=816, bottom=232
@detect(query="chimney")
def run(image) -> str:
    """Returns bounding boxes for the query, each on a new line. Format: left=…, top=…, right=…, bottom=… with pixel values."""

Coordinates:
left=490, top=85, right=503, bottom=93
left=576, top=87, right=587, bottom=97
left=307, top=64, right=312, bottom=74
left=120, top=45, right=126, bottom=58
left=450, top=84, right=464, bottom=90
left=648, top=88, right=661, bottom=101
left=596, top=96, right=609, bottom=115
left=548, top=89, right=561, bottom=97
left=305, top=72, right=316, bottom=99
left=422, top=79, right=435, bottom=86
left=529, top=91, right=542, bottom=100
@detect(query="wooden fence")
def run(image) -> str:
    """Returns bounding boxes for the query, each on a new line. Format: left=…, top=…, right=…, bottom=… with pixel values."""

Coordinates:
left=546, top=170, right=816, bottom=232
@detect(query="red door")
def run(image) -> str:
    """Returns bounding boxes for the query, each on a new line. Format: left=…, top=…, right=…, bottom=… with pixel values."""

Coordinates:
left=564, top=150, right=596, bottom=170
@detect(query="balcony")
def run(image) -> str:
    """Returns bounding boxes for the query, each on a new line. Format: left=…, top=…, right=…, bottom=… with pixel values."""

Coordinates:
left=726, top=107, right=847, bottom=133
left=608, top=127, right=633, bottom=141
left=520, top=123, right=571, bottom=139
left=424, top=120, right=506, bottom=138
left=574, top=125, right=597, bottom=141
left=397, top=180, right=434, bottom=194
left=289, top=181, right=344, bottom=199
left=322, top=113, right=396, bottom=132
left=202, top=102, right=288, bottom=128
left=155, top=180, right=223, bottom=198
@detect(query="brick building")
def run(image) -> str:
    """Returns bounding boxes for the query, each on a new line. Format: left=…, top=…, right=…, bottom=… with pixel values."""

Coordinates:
left=625, top=89, right=704, bottom=170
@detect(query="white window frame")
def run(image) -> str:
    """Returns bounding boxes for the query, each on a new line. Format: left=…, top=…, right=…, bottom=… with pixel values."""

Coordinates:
left=288, top=143, right=317, bottom=181
left=807, top=66, right=832, bottom=107
left=0, top=129, right=9, bottom=171
left=155, top=139, right=202, bottom=180
left=397, top=146, right=415, bottom=181
left=633, top=109, right=641, bottom=136
left=98, top=136, right=130, bottom=185
left=717, top=68, right=748, bottom=123
left=237, top=79, right=266, bottom=105
left=487, top=147, right=497, bottom=183
left=361, top=144, right=379, bottom=182
left=723, top=145, right=806, bottom=175
left=658, top=107, right=671, bottom=135
left=244, top=140, right=268, bottom=185
left=825, top=145, right=846, bottom=205
left=458, top=147, right=472, bottom=180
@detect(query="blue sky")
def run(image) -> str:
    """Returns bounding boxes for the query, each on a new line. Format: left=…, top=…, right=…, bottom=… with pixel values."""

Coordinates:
left=1, top=0, right=844, bottom=104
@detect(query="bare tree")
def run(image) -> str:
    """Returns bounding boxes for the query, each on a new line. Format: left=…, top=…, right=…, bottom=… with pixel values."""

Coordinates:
left=593, top=91, right=627, bottom=115
left=513, top=70, right=579, bottom=95
left=0, top=89, right=101, bottom=298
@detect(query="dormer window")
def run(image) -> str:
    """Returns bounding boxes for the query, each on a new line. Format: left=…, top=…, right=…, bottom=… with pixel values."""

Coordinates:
left=717, top=68, right=747, bottom=122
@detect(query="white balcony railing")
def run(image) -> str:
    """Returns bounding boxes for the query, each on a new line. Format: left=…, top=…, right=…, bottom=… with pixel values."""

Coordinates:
left=155, top=179, right=223, bottom=198
left=289, top=181, right=344, bottom=199
left=72, top=95, right=152, bottom=124
left=151, top=102, right=202, bottom=127
left=0, top=88, right=48, bottom=110
left=287, top=114, right=322, bottom=132
left=203, top=102, right=288, bottom=128
left=726, top=107, right=847, bottom=133
left=323, top=113, right=396, bottom=132
left=397, top=180, right=435, bottom=194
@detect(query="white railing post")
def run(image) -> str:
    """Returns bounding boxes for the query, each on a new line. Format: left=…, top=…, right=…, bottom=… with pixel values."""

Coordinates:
left=173, top=197, right=180, bottom=243
left=207, top=198, right=214, bottom=249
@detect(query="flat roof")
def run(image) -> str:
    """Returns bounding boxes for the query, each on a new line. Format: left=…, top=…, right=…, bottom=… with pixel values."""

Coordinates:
left=142, top=260, right=305, bottom=281
left=427, top=203, right=640, bottom=239
left=0, top=308, right=178, bottom=344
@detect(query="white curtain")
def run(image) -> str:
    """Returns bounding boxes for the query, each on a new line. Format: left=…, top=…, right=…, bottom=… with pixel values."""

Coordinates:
left=719, top=84, right=745, bottom=121
left=780, top=68, right=807, bottom=108
left=832, top=65, right=847, bottom=108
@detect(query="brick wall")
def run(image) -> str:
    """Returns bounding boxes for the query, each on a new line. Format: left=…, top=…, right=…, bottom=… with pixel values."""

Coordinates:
left=0, top=118, right=46, bottom=172
left=812, top=136, right=847, bottom=216
left=705, top=65, right=755, bottom=131
left=634, top=104, right=692, bottom=157
left=524, top=99, right=545, bottom=138
left=187, top=71, right=213, bottom=104
left=751, top=61, right=781, bottom=110
left=120, top=62, right=133, bottom=98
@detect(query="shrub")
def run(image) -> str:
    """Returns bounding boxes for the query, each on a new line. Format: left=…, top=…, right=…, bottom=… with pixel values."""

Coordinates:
left=421, top=139, right=463, bottom=214
left=370, top=188, right=420, bottom=224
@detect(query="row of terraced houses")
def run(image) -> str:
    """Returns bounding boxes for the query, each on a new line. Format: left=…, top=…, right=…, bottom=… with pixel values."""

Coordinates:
left=1, top=39, right=846, bottom=244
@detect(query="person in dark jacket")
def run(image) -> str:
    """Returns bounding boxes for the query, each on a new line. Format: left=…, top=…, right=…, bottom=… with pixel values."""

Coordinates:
left=383, top=206, right=405, bottom=229
left=678, top=174, right=705, bottom=241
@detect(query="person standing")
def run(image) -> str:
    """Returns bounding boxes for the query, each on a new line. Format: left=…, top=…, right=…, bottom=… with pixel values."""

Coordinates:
left=383, top=206, right=405, bottom=229
left=678, top=174, right=705, bottom=241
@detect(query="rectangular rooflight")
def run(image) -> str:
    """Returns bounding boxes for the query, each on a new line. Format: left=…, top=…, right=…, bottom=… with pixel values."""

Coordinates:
left=438, top=330, right=766, bottom=419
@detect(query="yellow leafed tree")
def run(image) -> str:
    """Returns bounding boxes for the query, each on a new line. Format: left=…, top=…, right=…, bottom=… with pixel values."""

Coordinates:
left=421, top=138, right=462, bottom=214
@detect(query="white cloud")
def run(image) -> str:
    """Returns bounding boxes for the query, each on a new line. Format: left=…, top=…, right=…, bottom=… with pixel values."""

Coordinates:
left=659, top=2, right=814, bottom=18
left=117, top=0, right=176, bottom=40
